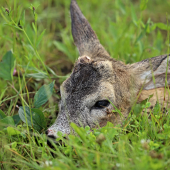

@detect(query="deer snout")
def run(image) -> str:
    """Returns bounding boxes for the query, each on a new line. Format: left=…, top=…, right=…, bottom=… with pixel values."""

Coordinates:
left=46, top=127, right=70, bottom=140
left=46, top=129, right=56, bottom=139
left=46, top=128, right=58, bottom=139
left=46, top=113, right=71, bottom=139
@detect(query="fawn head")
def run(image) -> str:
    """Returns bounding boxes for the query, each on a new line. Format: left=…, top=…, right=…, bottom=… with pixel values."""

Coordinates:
left=46, top=0, right=170, bottom=138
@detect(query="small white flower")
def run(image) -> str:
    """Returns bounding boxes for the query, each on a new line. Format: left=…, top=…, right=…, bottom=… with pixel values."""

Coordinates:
left=116, top=163, right=121, bottom=167
left=140, top=139, right=145, bottom=144
left=45, top=161, right=49, bottom=166
left=140, top=139, right=150, bottom=144
left=44, top=161, right=53, bottom=167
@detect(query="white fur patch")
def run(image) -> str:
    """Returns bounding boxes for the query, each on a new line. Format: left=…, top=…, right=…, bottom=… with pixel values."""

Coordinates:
left=85, top=56, right=91, bottom=61
left=141, top=70, right=152, bottom=80
left=154, top=58, right=170, bottom=76
left=141, top=57, right=170, bottom=90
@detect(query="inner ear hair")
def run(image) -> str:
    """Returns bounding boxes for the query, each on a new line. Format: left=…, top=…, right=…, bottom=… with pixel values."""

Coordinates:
left=131, top=54, right=170, bottom=90
left=130, top=54, right=170, bottom=108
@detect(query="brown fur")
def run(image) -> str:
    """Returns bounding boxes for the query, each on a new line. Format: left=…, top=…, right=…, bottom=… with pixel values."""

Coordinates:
left=46, top=0, right=170, bottom=138
left=138, top=87, right=170, bottom=108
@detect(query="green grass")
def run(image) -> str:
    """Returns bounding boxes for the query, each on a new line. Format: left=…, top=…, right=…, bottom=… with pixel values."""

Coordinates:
left=0, top=0, right=170, bottom=169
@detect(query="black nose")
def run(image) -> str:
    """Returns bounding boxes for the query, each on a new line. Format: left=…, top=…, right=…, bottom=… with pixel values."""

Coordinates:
left=47, top=135, right=56, bottom=139
left=46, top=130, right=56, bottom=148
left=46, top=130, right=56, bottom=139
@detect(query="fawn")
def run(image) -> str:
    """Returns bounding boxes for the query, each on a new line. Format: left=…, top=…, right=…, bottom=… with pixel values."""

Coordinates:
left=46, top=0, right=170, bottom=138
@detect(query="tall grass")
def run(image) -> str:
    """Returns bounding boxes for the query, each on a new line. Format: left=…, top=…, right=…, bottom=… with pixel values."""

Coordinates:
left=0, top=0, right=170, bottom=169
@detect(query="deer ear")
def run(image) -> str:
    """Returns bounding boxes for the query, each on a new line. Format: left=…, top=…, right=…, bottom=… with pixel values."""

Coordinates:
left=70, top=0, right=109, bottom=58
left=131, top=55, right=170, bottom=90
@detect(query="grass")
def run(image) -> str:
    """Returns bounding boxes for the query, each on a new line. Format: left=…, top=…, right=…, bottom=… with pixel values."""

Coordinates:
left=0, top=0, right=170, bottom=169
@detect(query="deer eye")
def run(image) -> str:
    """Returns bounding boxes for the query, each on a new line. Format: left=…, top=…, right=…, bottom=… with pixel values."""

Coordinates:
left=94, top=100, right=110, bottom=109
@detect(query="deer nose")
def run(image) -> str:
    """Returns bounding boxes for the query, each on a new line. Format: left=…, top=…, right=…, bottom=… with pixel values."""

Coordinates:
left=45, top=129, right=56, bottom=139
left=45, top=129, right=50, bottom=135
left=47, top=135, right=56, bottom=139
left=45, top=130, right=49, bottom=135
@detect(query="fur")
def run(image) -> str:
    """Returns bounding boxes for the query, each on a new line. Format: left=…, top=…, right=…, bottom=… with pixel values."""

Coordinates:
left=46, top=0, right=170, bottom=138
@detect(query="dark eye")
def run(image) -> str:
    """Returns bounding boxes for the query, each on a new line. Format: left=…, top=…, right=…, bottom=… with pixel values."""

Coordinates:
left=94, top=100, right=110, bottom=109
